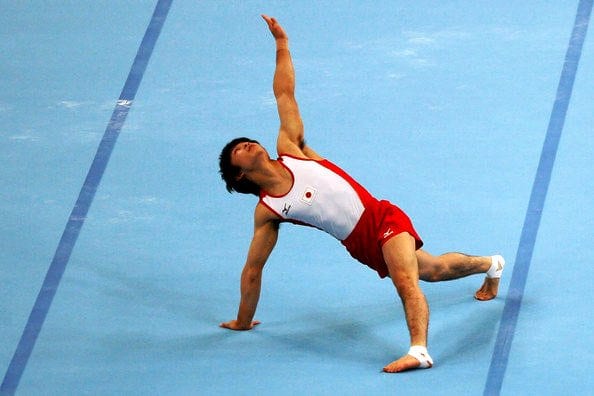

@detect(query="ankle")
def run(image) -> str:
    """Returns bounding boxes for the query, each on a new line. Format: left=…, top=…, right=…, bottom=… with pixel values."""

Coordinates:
left=486, top=255, right=505, bottom=278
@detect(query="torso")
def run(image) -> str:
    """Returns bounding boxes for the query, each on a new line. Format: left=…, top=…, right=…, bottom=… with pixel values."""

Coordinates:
left=259, top=155, right=377, bottom=241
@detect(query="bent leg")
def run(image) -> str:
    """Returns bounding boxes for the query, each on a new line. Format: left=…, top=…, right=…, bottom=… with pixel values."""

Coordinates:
left=416, top=250, right=503, bottom=300
left=416, top=250, right=491, bottom=282
left=381, top=232, right=431, bottom=373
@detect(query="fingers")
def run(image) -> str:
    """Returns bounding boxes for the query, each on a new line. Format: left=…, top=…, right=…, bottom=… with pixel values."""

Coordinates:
left=219, top=320, right=261, bottom=330
left=261, top=14, right=278, bottom=29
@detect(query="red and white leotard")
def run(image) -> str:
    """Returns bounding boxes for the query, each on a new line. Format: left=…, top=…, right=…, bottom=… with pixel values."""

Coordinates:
left=259, top=155, right=423, bottom=278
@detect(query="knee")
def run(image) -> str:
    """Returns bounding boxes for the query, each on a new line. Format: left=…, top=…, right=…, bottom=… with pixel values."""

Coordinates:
left=420, top=270, right=442, bottom=283
left=419, top=259, right=447, bottom=282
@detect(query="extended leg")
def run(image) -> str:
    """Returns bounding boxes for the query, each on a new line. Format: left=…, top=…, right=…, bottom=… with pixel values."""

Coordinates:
left=416, top=250, right=504, bottom=300
left=382, top=233, right=432, bottom=373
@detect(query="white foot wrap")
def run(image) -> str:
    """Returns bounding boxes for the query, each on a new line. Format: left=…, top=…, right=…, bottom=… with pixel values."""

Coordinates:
left=486, top=255, right=505, bottom=279
left=408, top=346, right=433, bottom=369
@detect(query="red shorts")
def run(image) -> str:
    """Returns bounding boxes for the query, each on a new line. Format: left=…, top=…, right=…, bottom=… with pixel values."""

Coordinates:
left=341, top=200, right=423, bottom=278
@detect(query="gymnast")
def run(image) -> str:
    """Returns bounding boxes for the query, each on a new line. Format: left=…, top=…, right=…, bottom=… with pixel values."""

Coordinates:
left=218, top=15, right=504, bottom=373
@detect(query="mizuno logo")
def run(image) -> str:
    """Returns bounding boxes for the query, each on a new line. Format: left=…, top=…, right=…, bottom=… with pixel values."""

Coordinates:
left=282, top=203, right=291, bottom=216
left=383, top=229, right=394, bottom=239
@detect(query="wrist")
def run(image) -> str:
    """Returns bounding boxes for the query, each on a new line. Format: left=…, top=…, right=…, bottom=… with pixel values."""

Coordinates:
left=235, top=319, right=251, bottom=329
left=275, top=38, right=289, bottom=51
left=236, top=308, right=254, bottom=328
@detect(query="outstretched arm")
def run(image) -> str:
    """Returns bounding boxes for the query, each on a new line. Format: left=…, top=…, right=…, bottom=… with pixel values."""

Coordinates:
left=220, top=204, right=279, bottom=330
left=262, top=15, right=322, bottom=160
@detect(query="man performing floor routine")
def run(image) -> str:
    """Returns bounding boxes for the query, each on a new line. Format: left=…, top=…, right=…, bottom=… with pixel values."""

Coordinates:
left=218, top=15, right=505, bottom=373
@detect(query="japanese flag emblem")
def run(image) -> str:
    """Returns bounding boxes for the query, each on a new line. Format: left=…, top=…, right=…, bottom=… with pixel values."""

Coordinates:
left=300, top=186, right=317, bottom=205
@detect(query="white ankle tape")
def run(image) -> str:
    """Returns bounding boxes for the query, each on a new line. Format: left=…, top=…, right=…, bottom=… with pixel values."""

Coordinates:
left=486, top=255, right=505, bottom=279
left=408, top=346, right=433, bottom=368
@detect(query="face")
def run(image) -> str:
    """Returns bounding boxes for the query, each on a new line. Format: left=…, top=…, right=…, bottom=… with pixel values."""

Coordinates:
left=230, top=141, right=267, bottom=171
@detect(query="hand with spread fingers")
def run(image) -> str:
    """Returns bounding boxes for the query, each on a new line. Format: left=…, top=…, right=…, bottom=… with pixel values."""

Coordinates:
left=262, top=14, right=288, bottom=40
left=220, top=319, right=261, bottom=331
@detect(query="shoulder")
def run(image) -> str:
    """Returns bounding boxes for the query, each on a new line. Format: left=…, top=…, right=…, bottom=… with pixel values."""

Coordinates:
left=277, top=134, right=324, bottom=160
left=276, top=134, right=307, bottom=158
left=254, top=201, right=281, bottom=228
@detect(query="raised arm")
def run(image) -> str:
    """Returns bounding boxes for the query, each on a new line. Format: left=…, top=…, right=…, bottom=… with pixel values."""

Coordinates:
left=262, top=15, right=321, bottom=160
left=220, top=204, right=279, bottom=330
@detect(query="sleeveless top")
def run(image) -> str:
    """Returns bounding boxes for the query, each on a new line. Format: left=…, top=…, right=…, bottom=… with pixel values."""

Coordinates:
left=259, top=155, right=378, bottom=241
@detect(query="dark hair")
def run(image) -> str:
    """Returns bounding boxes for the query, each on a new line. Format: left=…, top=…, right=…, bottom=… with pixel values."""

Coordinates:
left=219, top=137, right=261, bottom=196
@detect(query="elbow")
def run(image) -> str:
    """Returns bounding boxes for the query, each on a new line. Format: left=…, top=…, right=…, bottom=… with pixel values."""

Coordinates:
left=246, top=272, right=260, bottom=285
left=242, top=266, right=262, bottom=285
left=273, top=87, right=294, bottom=100
left=273, top=77, right=295, bottom=99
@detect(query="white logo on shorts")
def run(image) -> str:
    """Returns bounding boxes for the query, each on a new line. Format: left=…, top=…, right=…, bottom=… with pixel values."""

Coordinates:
left=383, top=228, right=394, bottom=239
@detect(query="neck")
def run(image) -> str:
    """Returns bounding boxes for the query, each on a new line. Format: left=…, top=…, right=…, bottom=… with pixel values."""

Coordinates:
left=249, top=159, right=292, bottom=196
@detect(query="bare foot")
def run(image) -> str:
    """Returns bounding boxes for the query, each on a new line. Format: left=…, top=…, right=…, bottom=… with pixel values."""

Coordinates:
left=383, top=354, right=430, bottom=373
left=474, top=277, right=500, bottom=301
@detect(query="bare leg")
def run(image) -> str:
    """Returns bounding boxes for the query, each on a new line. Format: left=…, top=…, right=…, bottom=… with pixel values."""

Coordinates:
left=416, top=250, right=501, bottom=300
left=382, top=233, right=431, bottom=373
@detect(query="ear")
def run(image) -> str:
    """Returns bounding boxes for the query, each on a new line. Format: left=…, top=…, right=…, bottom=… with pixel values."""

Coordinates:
left=235, top=171, right=245, bottom=181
